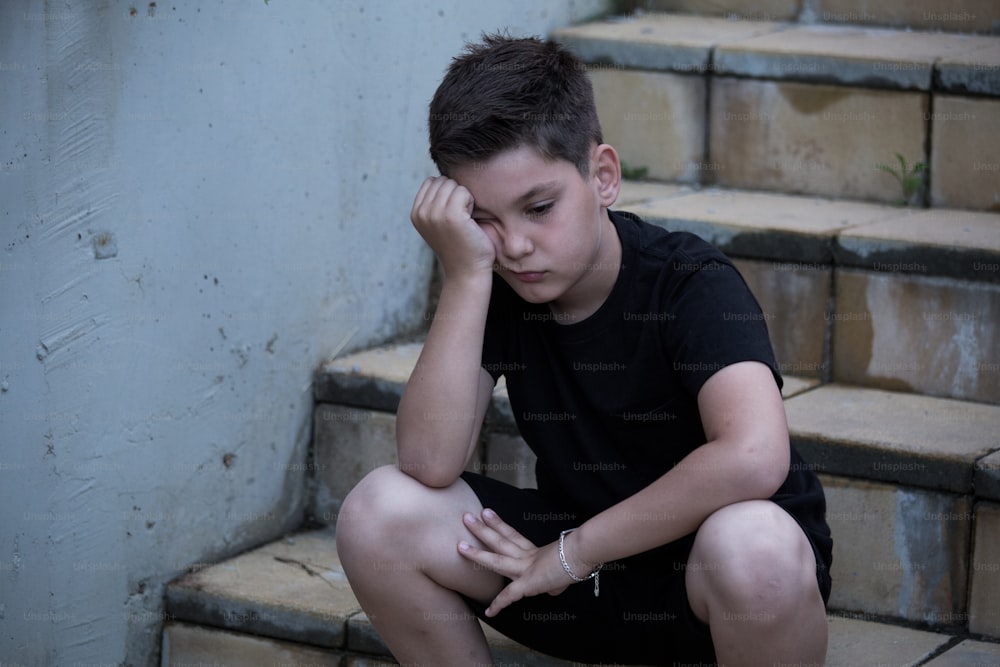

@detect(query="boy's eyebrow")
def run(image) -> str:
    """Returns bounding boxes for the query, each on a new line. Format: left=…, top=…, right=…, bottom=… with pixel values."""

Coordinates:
left=471, top=180, right=563, bottom=217
left=516, top=180, right=561, bottom=204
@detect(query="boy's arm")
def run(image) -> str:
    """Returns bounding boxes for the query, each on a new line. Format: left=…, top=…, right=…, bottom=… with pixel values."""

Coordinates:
left=457, top=359, right=791, bottom=617
left=396, top=177, right=497, bottom=488
left=568, top=359, right=790, bottom=569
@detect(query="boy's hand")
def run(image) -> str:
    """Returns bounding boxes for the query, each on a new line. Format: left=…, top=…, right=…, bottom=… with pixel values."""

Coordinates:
left=411, top=176, right=496, bottom=279
left=458, top=508, right=588, bottom=617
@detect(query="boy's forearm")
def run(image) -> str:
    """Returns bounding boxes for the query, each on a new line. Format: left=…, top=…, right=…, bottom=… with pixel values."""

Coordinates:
left=569, top=437, right=786, bottom=569
left=396, top=272, right=493, bottom=487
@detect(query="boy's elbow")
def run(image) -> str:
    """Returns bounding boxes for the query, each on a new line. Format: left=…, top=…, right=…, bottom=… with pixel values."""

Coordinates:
left=396, top=440, right=464, bottom=489
left=398, top=460, right=462, bottom=489
left=746, top=436, right=791, bottom=499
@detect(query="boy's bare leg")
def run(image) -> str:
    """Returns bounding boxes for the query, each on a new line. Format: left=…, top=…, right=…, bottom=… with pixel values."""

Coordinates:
left=685, top=499, right=828, bottom=666
left=335, top=465, right=507, bottom=666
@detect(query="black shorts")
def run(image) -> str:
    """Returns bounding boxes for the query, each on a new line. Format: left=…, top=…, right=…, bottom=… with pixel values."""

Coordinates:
left=459, top=471, right=833, bottom=666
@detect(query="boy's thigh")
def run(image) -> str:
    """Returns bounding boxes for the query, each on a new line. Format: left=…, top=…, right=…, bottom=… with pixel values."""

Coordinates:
left=459, top=472, right=715, bottom=665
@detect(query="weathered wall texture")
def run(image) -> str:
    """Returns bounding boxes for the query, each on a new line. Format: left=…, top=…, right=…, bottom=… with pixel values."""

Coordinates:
left=0, top=0, right=607, bottom=663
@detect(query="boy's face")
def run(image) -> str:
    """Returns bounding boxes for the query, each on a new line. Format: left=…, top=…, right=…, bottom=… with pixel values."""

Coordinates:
left=451, top=144, right=621, bottom=320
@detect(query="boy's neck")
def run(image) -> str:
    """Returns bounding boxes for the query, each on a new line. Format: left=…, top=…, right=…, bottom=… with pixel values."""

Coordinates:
left=548, top=210, right=622, bottom=324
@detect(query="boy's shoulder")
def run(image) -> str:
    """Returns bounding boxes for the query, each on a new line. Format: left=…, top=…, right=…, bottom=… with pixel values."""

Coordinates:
left=610, top=208, right=734, bottom=273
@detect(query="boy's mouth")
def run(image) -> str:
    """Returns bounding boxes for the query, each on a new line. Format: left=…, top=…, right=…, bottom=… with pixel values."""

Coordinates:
left=509, top=270, right=547, bottom=283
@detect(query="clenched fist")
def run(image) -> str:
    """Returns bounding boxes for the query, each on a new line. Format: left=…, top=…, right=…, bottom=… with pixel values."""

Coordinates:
left=411, top=177, right=496, bottom=280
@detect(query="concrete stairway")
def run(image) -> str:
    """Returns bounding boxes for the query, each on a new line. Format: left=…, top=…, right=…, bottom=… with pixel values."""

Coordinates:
left=557, top=9, right=1000, bottom=212
left=161, top=6, right=1000, bottom=666
left=159, top=335, right=1000, bottom=664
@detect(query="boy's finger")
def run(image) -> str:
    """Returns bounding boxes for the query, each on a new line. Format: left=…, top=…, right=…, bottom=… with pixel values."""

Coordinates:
left=480, top=508, right=536, bottom=551
left=463, top=512, right=524, bottom=557
left=410, top=177, right=434, bottom=219
left=457, top=541, right=521, bottom=579
left=412, top=177, right=452, bottom=223
left=419, top=177, right=451, bottom=220
left=444, top=182, right=474, bottom=219
left=485, top=582, right=525, bottom=618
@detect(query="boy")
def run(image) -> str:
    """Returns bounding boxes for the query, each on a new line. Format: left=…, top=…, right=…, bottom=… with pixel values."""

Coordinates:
left=336, top=34, right=832, bottom=666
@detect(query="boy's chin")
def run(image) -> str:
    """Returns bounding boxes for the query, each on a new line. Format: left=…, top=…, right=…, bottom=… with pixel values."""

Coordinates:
left=499, top=275, right=558, bottom=305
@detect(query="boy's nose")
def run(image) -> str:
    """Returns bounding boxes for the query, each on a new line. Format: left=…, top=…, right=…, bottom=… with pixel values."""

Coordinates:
left=501, top=229, right=534, bottom=260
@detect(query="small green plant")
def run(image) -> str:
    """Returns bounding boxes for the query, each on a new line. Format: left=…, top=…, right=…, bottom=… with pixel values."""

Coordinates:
left=620, top=160, right=649, bottom=181
left=876, top=153, right=926, bottom=206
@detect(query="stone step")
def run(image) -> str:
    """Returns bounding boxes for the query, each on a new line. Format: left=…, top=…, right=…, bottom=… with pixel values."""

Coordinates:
left=550, top=14, right=1000, bottom=209
left=558, top=14, right=999, bottom=90
left=644, top=0, right=1000, bottom=34
left=311, top=341, right=1000, bottom=634
left=161, top=526, right=1000, bottom=666
left=617, top=182, right=1000, bottom=403
left=783, top=385, right=1000, bottom=633
left=310, top=341, right=823, bottom=512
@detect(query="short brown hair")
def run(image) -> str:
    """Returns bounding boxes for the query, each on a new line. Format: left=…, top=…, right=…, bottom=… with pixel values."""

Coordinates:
left=428, top=33, right=603, bottom=178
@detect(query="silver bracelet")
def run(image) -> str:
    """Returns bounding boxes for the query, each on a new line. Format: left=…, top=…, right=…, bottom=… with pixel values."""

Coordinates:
left=558, top=529, right=603, bottom=597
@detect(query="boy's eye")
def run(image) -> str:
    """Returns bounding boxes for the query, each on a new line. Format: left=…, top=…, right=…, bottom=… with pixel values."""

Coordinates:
left=527, top=202, right=554, bottom=217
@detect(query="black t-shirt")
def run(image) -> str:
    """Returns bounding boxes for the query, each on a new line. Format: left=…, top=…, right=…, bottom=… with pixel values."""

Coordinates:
left=482, top=209, right=828, bottom=533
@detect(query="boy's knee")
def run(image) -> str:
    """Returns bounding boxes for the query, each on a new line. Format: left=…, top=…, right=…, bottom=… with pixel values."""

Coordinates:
left=335, top=465, right=410, bottom=554
left=336, top=464, right=469, bottom=548
left=338, top=464, right=414, bottom=527
left=335, top=465, right=430, bottom=585
left=688, top=501, right=817, bottom=617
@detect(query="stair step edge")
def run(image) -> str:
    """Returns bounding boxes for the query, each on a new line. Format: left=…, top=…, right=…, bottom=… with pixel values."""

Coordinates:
left=551, top=14, right=1000, bottom=94
left=785, top=384, right=1000, bottom=495
left=617, top=183, right=1000, bottom=283
left=314, top=342, right=1000, bottom=498
left=162, top=528, right=1000, bottom=665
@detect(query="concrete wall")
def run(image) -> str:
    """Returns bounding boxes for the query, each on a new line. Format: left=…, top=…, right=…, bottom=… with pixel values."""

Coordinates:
left=0, top=0, right=607, bottom=664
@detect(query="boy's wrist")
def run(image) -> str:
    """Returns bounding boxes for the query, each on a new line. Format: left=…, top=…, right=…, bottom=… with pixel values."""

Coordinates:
left=441, top=267, right=493, bottom=293
left=563, top=525, right=601, bottom=576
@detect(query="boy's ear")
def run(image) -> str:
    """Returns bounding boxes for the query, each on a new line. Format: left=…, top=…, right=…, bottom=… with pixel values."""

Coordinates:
left=592, top=143, right=621, bottom=208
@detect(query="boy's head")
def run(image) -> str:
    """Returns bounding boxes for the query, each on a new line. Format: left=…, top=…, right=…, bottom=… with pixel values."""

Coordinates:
left=428, top=33, right=603, bottom=179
